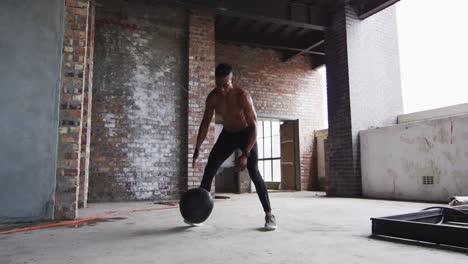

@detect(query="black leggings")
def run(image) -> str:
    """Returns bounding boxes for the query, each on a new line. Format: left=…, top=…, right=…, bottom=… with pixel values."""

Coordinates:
left=200, top=127, right=272, bottom=212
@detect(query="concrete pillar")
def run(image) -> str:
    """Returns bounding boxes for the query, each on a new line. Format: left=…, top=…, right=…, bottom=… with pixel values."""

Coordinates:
left=0, top=0, right=64, bottom=223
left=325, top=4, right=403, bottom=196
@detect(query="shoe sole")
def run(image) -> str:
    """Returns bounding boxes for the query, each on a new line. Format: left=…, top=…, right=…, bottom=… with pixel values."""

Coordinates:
left=264, top=225, right=277, bottom=231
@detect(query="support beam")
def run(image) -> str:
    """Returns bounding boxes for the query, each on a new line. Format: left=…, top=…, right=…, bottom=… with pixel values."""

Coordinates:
left=350, top=0, right=400, bottom=20
left=273, top=25, right=289, bottom=36
left=241, top=19, right=256, bottom=31
left=214, top=14, right=222, bottom=27
left=217, top=40, right=325, bottom=56
left=224, top=17, right=240, bottom=30
left=216, top=29, right=323, bottom=52
left=289, top=27, right=306, bottom=40
left=282, top=40, right=324, bottom=62
left=217, top=8, right=326, bottom=31
left=259, top=22, right=274, bottom=34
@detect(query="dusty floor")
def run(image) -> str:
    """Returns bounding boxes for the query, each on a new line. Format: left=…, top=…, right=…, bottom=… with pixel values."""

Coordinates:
left=1, top=192, right=467, bottom=264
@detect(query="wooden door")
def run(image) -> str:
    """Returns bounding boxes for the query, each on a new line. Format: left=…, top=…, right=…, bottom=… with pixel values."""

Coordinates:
left=280, top=121, right=296, bottom=190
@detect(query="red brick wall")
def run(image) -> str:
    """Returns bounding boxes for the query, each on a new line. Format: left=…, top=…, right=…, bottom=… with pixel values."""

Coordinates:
left=89, top=2, right=188, bottom=201
left=56, top=0, right=92, bottom=219
left=216, top=44, right=325, bottom=190
left=187, top=11, right=216, bottom=190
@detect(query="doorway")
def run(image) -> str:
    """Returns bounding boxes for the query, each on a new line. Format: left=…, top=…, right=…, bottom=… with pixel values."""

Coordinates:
left=280, top=120, right=299, bottom=191
left=253, top=118, right=300, bottom=192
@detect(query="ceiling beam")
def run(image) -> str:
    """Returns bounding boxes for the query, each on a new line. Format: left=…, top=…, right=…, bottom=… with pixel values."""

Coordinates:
left=224, top=17, right=241, bottom=30
left=273, top=25, right=289, bottom=36
left=289, top=27, right=306, bottom=40
left=216, top=27, right=323, bottom=49
left=217, top=40, right=325, bottom=56
left=351, top=0, right=400, bottom=20
left=259, top=22, right=274, bottom=34
left=241, top=19, right=257, bottom=32
left=154, top=0, right=327, bottom=31
left=217, top=8, right=326, bottom=31
left=282, top=40, right=325, bottom=62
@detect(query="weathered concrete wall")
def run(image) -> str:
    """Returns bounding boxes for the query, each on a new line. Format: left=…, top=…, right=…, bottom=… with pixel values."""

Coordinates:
left=398, top=103, right=468, bottom=124
left=0, top=0, right=64, bottom=222
left=361, top=114, right=468, bottom=202
left=90, top=1, right=188, bottom=201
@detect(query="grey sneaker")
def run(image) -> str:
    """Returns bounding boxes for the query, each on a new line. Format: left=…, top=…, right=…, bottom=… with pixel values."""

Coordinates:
left=264, top=215, right=277, bottom=230
left=184, top=219, right=203, bottom=227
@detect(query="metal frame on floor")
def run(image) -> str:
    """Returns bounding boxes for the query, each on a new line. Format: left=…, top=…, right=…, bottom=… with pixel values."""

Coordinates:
left=371, top=205, right=468, bottom=248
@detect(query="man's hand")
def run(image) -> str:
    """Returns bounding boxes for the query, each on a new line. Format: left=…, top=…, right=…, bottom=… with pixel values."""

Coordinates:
left=239, top=155, right=248, bottom=171
left=192, top=148, right=200, bottom=168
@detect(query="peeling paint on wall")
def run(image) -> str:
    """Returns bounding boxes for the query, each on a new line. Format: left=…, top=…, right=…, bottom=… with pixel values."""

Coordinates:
left=361, top=114, right=468, bottom=202
left=90, top=2, right=188, bottom=201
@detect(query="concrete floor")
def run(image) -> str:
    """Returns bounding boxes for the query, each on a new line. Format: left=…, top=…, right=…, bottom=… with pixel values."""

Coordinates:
left=1, top=192, right=467, bottom=264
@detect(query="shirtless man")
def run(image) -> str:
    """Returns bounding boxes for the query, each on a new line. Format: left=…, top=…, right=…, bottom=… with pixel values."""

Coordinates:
left=192, top=63, right=277, bottom=230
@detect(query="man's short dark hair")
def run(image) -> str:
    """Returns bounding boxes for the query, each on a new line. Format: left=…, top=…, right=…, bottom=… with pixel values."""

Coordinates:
left=215, top=63, right=233, bottom=78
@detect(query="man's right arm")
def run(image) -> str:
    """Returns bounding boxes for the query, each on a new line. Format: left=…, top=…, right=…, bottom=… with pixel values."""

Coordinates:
left=193, top=94, right=215, bottom=167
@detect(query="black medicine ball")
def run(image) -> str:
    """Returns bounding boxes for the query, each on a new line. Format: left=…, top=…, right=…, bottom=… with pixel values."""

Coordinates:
left=179, top=188, right=214, bottom=224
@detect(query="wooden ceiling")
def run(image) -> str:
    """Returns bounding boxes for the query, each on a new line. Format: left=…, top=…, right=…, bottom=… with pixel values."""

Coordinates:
left=213, top=0, right=333, bottom=68
left=155, top=0, right=400, bottom=69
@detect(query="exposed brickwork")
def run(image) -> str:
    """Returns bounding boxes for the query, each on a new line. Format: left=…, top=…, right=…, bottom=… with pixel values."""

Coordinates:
left=324, top=6, right=356, bottom=196
left=187, top=11, right=216, bottom=190
left=325, top=4, right=402, bottom=197
left=89, top=2, right=188, bottom=201
left=346, top=5, right=402, bottom=196
left=56, top=0, right=92, bottom=219
left=216, top=44, right=325, bottom=191
left=238, top=168, right=251, bottom=193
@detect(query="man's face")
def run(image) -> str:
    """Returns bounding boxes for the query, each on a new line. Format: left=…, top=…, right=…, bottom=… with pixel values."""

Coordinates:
left=216, top=73, right=232, bottom=92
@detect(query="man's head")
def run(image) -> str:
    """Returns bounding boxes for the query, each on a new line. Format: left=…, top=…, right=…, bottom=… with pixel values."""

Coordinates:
left=215, top=63, right=233, bottom=89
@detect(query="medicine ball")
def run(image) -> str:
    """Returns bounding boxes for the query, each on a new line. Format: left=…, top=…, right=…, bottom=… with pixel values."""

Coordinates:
left=179, top=187, right=214, bottom=224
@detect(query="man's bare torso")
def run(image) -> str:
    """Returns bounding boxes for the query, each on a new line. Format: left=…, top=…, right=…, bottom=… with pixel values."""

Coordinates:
left=209, top=87, right=249, bottom=133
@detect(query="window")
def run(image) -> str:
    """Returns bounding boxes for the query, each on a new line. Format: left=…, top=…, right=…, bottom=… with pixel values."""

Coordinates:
left=257, top=120, right=282, bottom=182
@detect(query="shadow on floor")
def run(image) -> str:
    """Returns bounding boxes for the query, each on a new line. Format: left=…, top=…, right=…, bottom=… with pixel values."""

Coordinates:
left=130, top=225, right=197, bottom=237
left=369, top=235, right=468, bottom=255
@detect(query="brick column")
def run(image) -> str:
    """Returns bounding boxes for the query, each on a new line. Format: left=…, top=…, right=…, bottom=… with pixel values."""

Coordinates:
left=56, top=0, right=93, bottom=219
left=325, top=4, right=402, bottom=197
left=324, top=6, right=355, bottom=196
left=187, top=10, right=216, bottom=190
